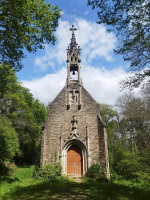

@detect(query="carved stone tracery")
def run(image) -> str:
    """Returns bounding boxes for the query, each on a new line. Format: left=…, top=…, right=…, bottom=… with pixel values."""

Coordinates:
left=66, top=25, right=82, bottom=109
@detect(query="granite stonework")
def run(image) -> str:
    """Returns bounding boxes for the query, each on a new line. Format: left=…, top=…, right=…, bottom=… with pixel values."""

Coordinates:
left=41, top=25, right=110, bottom=178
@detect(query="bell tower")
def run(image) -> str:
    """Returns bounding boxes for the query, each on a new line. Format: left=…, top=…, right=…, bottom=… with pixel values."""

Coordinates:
left=66, top=25, right=82, bottom=109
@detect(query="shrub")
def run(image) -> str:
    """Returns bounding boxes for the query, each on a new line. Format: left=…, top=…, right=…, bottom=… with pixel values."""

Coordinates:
left=86, top=164, right=105, bottom=179
left=110, top=169, right=118, bottom=181
left=0, top=116, right=19, bottom=163
left=131, top=172, right=150, bottom=183
left=33, top=163, right=62, bottom=179
left=113, top=150, right=145, bottom=178
left=0, top=161, right=18, bottom=175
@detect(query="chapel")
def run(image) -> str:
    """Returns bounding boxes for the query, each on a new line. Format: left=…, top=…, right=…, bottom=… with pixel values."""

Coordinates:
left=41, top=25, right=110, bottom=178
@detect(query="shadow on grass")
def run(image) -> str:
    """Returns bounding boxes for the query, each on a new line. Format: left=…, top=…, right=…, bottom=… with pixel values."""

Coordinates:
left=17, top=165, right=33, bottom=168
left=2, top=177, right=150, bottom=200
left=0, top=176, right=20, bottom=184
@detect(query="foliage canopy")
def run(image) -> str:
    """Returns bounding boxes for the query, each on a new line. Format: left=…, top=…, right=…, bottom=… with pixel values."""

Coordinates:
left=0, top=65, right=48, bottom=164
left=0, top=0, right=61, bottom=70
left=100, top=86, right=150, bottom=179
left=88, top=0, right=150, bottom=89
left=0, top=116, right=19, bottom=162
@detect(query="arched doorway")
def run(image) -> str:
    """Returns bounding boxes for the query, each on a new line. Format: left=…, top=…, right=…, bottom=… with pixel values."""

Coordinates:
left=67, top=144, right=83, bottom=175
left=61, top=139, right=88, bottom=175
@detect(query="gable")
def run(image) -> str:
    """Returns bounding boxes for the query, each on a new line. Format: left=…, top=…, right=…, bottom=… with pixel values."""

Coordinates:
left=82, top=86, right=97, bottom=104
left=51, top=86, right=66, bottom=105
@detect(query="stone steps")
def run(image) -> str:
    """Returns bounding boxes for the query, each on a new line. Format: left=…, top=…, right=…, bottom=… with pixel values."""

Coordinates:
left=68, top=176, right=83, bottom=183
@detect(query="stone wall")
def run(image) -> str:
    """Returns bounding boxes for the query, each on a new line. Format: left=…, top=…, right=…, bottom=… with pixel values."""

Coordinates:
left=41, top=82, right=110, bottom=178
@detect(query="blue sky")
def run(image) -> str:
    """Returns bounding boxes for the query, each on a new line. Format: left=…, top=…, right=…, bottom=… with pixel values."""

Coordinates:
left=17, top=0, right=138, bottom=106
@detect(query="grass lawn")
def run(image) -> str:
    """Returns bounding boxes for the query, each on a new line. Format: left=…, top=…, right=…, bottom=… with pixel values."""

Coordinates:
left=0, top=165, right=150, bottom=200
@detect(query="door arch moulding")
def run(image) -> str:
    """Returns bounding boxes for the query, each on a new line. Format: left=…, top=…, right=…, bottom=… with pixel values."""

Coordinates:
left=61, top=138, right=88, bottom=175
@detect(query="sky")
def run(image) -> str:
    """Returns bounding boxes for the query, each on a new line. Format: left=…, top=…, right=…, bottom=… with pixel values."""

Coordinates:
left=16, top=0, right=139, bottom=106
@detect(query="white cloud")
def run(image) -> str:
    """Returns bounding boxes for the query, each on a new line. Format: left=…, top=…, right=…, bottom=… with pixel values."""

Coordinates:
left=84, top=10, right=89, bottom=15
left=22, top=67, right=66, bottom=104
left=22, top=66, right=139, bottom=106
left=34, top=56, right=55, bottom=71
left=34, top=57, right=47, bottom=71
left=60, top=10, right=65, bottom=15
left=25, top=18, right=139, bottom=106
left=34, top=18, right=116, bottom=71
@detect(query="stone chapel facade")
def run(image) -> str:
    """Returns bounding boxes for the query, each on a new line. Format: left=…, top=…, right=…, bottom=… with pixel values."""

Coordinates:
left=41, top=25, right=110, bottom=178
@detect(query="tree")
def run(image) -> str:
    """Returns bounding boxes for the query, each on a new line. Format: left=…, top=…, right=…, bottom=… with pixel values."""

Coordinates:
left=0, top=65, right=48, bottom=164
left=88, top=0, right=150, bottom=89
left=100, top=104, right=117, bottom=149
left=115, top=91, right=150, bottom=167
left=100, top=98, right=150, bottom=177
left=0, top=64, right=18, bottom=98
left=0, top=116, right=19, bottom=162
left=100, top=104, right=116, bottom=126
left=0, top=0, right=61, bottom=71
left=100, top=104, right=118, bottom=168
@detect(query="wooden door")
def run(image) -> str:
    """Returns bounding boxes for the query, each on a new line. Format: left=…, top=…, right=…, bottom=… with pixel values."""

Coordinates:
left=67, top=144, right=82, bottom=175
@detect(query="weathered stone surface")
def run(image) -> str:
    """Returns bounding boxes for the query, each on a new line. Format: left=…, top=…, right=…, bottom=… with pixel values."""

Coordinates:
left=41, top=25, right=110, bottom=178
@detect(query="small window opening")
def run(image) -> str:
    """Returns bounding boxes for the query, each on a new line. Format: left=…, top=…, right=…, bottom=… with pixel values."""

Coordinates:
left=75, top=57, right=77, bottom=61
left=76, top=95, right=78, bottom=102
left=70, top=71, right=78, bottom=81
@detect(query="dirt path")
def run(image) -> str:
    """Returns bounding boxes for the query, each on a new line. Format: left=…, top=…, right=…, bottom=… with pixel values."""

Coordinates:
left=69, top=176, right=83, bottom=183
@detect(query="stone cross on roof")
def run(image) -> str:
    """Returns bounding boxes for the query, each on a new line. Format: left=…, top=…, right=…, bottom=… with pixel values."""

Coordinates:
left=70, top=25, right=77, bottom=35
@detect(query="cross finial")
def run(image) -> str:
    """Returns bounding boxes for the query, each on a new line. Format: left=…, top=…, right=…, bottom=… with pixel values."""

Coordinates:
left=70, top=25, right=77, bottom=34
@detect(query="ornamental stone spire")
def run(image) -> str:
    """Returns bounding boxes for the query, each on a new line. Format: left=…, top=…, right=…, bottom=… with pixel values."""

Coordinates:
left=66, top=25, right=81, bottom=85
left=69, top=25, right=78, bottom=49
left=66, top=25, right=82, bottom=109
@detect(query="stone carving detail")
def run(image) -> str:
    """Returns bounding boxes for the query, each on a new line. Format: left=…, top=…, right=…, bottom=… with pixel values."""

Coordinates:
left=72, top=90, right=76, bottom=102
left=66, top=25, right=82, bottom=109
left=59, top=125, right=63, bottom=157
left=69, top=91, right=73, bottom=103
left=69, top=90, right=79, bottom=103
left=65, top=115, right=81, bottom=141
left=71, top=115, right=78, bottom=130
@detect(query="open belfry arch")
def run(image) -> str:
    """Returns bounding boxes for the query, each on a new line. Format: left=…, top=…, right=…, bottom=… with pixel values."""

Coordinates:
left=41, top=25, right=110, bottom=178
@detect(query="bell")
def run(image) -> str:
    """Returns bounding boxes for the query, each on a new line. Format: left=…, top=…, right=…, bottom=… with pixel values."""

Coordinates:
left=72, top=71, right=75, bottom=75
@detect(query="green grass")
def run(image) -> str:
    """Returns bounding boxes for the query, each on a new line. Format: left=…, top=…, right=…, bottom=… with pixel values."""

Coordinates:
left=0, top=166, right=150, bottom=200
